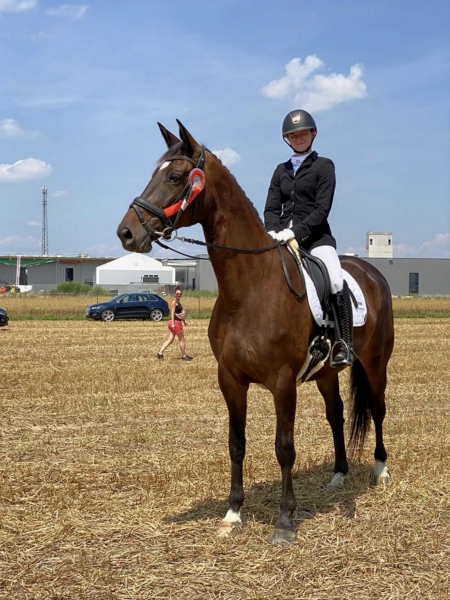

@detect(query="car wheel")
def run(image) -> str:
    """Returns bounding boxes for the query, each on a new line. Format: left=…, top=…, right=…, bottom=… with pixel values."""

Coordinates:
left=150, top=308, right=164, bottom=322
left=101, top=309, right=116, bottom=322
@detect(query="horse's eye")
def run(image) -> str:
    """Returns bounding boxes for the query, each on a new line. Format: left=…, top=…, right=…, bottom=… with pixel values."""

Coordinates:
left=169, top=172, right=181, bottom=183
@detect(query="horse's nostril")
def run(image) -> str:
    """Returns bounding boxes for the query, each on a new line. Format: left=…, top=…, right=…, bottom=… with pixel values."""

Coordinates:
left=121, top=227, right=133, bottom=241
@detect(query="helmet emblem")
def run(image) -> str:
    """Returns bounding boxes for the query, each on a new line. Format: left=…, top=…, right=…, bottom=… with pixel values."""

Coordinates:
left=292, top=114, right=301, bottom=124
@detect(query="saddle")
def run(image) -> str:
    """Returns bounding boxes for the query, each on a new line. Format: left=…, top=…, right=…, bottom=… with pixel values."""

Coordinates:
left=300, top=251, right=332, bottom=317
left=288, top=243, right=357, bottom=321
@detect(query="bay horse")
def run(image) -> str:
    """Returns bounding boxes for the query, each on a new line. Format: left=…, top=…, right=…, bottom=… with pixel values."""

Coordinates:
left=117, top=121, right=394, bottom=544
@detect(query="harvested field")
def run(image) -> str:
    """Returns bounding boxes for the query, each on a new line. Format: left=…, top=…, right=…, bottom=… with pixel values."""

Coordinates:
left=0, top=319, right=449, bottom=599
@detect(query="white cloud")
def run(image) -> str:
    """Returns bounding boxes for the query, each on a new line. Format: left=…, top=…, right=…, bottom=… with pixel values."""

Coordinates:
left=0, top=158, right=52, bottom=182
left=212, top=148, right=241, bottom=166
left=0, top=0, right=36, bottom=13
left=51, top=189, right=68, bottom=197
left=262, top=56, right=367, bottom=112
left=394, top=234, right=450, bottom=258
left=0, top=235, right=20, bottom=247
left=27, top=221, right=41, bottom=227
left=45, top=4, right=88, bottom=19
left=0, top=234, right=40, bottom=253
left=27, top=31, right=50, bottom=41
left=86, top=243, right=121, bottom=258
left=418, top=233, right=450, bottom=258
left=0, top=118, right=38, bottom=138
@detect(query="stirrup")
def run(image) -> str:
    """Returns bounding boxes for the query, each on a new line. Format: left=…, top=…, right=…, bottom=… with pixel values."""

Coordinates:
left=330, top=340, right=353, bottom=368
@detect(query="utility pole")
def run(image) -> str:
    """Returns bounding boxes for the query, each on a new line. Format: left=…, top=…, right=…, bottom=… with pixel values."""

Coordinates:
left=42, top=185, right=48, bottom=256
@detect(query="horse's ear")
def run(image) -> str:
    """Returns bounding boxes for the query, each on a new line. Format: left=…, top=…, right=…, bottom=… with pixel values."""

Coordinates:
left=157, top=122, right=181, bottom=148
left=177, top=120, right=201, bottom=160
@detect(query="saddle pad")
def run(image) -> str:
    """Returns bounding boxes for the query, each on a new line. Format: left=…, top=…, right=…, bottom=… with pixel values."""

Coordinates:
left=303, top=267, right=367, bottom=327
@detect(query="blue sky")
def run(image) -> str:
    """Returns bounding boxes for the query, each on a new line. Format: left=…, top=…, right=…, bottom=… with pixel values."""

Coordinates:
left=1, top=0, right=449, bottom=259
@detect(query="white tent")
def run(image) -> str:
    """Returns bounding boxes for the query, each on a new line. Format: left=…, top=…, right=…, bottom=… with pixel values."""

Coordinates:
left=96, top=253, right=175, bottom=286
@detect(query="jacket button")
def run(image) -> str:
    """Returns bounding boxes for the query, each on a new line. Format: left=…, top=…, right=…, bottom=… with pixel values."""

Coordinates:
left=291, top=191, right=294, bottom=195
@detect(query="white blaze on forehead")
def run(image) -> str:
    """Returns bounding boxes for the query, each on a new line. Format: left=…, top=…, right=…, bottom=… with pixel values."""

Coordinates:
left=159, top=161, right=170, bottom=171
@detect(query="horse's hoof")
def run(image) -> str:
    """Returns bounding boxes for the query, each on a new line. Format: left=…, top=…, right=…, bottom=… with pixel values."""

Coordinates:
left=374, top=461, right=391, bottom=486
left=328, top=472, right=345, bottom=489
left=270, top=528, right=296, bottom=545
left=218, top=521, right=242, bottom=538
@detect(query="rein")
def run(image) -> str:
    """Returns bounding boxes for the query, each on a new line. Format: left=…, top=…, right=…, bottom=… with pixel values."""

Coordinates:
left=156, top=237, right=306, bottom=300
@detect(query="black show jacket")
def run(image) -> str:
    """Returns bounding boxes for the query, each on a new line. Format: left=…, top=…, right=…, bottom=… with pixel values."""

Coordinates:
left=264, top=151, right=337, bottom=250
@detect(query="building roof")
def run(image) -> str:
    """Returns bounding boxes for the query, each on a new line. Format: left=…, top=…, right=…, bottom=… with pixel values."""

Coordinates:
left=97, top=253, right=174, bottom=272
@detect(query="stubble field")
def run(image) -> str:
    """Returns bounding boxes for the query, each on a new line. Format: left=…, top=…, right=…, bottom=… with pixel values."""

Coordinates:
left=0, top=316, right=449, bottom=600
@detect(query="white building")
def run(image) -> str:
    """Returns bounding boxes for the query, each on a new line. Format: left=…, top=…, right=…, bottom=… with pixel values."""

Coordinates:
left=366, top=232, right=393, bottom=258
left=96, top=253, right=175, bottom=288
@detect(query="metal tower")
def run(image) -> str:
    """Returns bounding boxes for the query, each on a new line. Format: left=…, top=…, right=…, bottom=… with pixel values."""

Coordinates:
left=42, top=185, right=48, bottom=256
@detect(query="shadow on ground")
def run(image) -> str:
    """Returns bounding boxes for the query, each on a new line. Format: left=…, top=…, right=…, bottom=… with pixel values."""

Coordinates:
left=165, top=461, right=375, bottom=527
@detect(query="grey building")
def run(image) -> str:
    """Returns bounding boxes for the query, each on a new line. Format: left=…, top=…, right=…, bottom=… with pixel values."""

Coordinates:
left=0, top=255, right=115, bottom=292
left=1, top=254, right=448, bottom=296
left=361, top=257, right=450, bottom=296
left=165, top=255, right=450, bottom=296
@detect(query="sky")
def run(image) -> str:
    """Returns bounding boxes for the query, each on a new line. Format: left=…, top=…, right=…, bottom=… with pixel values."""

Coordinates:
left=1, top=0, right=449, bottom=259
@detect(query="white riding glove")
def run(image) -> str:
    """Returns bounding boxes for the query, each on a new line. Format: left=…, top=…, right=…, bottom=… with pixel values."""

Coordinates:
left=268, top=231, right=281, bottom=241
left=277, top=229, right=295, bottom=242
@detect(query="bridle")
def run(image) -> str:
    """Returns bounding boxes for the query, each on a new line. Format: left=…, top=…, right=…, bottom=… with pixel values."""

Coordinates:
left=130, top=145, right=206, bottom=242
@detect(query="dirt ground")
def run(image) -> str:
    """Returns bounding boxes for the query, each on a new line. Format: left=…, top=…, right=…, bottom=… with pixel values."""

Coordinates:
left=0, top=319, right=449, bottom=600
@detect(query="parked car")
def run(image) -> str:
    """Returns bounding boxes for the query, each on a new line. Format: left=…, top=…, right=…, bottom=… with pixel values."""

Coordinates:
left=86, top=293, right=169, bottom=322
left=0, top=307, right=9, bottom=327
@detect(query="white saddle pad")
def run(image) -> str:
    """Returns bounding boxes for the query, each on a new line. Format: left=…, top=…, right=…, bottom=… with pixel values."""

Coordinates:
left=303, top=267, right=367, bottom=327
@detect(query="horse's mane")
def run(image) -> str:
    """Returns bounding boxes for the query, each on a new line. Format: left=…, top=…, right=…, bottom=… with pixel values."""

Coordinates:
left=208, top=150, right=264, bottom=226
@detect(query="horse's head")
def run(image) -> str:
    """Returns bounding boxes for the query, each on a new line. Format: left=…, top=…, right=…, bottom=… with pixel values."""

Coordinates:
left=117, top=120, right=206, bottom=253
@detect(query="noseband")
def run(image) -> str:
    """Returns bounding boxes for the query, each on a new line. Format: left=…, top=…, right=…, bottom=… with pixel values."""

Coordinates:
left=130, top=146, right=206, bottom=240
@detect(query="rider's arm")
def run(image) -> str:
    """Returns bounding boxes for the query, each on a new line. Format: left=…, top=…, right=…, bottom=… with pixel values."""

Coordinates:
left=264, top=167, right=283, bottom=233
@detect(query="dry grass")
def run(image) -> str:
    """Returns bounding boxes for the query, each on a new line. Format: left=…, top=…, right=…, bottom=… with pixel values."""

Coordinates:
left=0, top=319, right=449, bottom=599
left=1, top=294, right=450, bottom=320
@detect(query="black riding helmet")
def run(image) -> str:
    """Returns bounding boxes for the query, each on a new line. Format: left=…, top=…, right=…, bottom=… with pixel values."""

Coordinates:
left=282, top=110, right=317, bottom=152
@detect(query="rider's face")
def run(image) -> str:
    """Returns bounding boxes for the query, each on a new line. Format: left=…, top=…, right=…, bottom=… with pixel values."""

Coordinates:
left=286, top=129, right=315, bottom=153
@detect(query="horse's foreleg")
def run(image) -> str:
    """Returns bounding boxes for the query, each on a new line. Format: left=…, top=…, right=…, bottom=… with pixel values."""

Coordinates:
left=271, top=375, right=298, bottom=545
left=316, top=374, right=349, bottom=488
left=217, top=366, right=248, bottom=537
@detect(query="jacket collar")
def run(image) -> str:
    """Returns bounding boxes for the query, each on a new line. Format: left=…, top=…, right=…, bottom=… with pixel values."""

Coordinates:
left=283, top=151, right=318, bottom=172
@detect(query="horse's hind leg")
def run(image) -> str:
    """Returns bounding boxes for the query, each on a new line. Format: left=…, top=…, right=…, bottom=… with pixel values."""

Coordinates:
left=351, top=358, right=390, bottom=485
left=217, top=366, right=249, bottom=537
left=316, top=373, right=349, bottom=488
left=366, top=362, right=390, bottom=485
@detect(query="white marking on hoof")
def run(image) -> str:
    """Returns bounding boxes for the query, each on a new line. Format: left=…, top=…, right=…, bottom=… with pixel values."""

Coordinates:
left=374, top=461, right=391, bottom=485
left=328, top=472, right=345, bottom=489
left=218, top=509, right=242, bottom=538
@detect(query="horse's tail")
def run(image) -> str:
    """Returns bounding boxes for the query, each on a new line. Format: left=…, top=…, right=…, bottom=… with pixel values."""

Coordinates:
left=348, top=358, right=372, bottom=458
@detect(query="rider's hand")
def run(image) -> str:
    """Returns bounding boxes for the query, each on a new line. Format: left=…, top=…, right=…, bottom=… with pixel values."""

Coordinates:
left=277, top=229, right=295, bottom=242
left=268, top=230, right=281, bottom=241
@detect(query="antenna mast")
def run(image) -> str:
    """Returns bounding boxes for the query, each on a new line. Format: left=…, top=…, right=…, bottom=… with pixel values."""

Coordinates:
left=42, top=185, right=48, bottom=256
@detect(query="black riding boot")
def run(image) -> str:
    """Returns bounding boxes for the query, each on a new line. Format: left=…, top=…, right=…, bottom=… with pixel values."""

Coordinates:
left=330, top=285, right=354, bottom=368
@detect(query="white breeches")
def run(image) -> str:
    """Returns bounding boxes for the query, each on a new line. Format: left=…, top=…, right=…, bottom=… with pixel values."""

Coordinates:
left=310, top=245, right=344, bottom=294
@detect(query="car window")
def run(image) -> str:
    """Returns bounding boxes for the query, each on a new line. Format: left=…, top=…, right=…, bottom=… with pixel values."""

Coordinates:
left=137, top=294, right=148, bottom=302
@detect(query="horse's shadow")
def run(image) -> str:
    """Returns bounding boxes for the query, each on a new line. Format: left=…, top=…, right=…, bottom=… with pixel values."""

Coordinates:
left=165, top=462, right=375, bottom=527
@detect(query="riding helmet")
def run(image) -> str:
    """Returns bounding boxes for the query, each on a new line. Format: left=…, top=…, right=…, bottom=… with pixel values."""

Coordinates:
left=282, top=110, right=317, bottom=137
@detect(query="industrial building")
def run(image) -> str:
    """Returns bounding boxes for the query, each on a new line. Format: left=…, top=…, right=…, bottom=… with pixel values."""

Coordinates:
left=1, top=228, right=449, bottom=297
